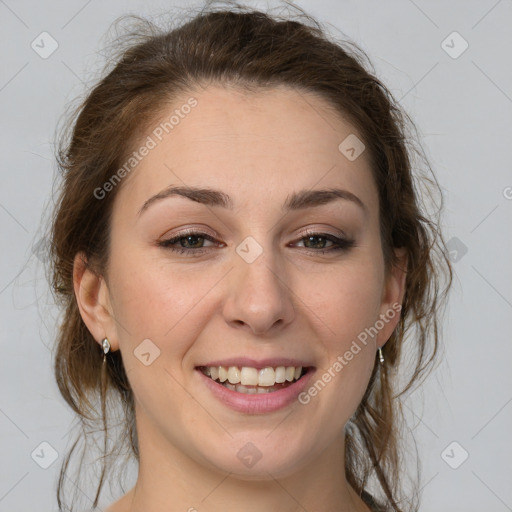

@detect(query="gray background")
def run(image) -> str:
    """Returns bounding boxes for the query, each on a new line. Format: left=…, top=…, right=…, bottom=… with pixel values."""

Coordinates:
left=1, top=0, right=511, bottom=511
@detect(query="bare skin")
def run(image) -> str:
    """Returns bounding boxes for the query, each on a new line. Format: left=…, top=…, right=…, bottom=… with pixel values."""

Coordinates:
left=74, top=84, right=406, bottom=512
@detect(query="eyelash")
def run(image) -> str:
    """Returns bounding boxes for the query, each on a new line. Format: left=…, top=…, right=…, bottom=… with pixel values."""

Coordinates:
left=158, top=229, right=355, bottom=256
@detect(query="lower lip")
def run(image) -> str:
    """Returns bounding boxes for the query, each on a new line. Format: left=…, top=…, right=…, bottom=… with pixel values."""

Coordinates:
left=195, top=368, right=315, bottom=414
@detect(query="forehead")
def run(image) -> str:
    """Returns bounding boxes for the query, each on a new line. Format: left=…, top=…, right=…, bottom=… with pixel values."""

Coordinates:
left=115, top=84, right=378, bottom=220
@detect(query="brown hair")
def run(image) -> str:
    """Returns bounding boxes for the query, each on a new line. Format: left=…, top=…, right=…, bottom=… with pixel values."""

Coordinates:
left=48, top=2, right=453, bottom=510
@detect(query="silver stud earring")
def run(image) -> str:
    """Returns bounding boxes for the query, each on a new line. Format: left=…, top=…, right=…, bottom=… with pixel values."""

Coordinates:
left=102, top=338, right=111, bottom=363
left=378, top=347, right=384, bottom=364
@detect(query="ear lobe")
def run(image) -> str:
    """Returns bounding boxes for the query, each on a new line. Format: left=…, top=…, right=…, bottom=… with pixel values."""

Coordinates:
left=376, top=247, right=408, bottom=346
left=73, top=252, right=117, bottom=350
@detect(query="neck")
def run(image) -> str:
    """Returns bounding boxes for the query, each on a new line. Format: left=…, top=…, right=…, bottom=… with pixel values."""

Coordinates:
left=118, top=407, right=371, bottom=512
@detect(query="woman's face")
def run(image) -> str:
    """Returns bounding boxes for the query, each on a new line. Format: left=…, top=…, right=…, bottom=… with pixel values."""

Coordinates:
left=80, top=84, right=406, bottom=479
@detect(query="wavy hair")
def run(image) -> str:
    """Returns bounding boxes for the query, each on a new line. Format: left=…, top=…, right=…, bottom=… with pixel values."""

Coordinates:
left=47, top=2, right=453, bottom=510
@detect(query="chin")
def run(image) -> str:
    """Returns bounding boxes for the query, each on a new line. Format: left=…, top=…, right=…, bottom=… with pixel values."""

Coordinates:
left=198, top=435, right=313, bottom=480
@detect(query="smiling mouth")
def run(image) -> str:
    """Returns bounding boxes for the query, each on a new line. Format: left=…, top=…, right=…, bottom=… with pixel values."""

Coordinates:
left=197, top=365, right=310, bottom=394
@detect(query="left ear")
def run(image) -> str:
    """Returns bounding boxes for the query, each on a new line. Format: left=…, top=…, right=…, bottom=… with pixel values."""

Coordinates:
left=376, top=247, right=408, bottom=347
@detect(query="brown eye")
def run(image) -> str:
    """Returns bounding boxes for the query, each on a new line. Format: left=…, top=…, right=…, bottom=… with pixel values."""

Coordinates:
left=294, top=231, right=356, bottom=254
left=158, top=231, right=218, bottom=256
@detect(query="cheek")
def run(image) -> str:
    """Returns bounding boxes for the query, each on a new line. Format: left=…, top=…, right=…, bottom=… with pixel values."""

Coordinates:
left=300, top=269, right=380, bottom=421
left=299, top=261, right=383, bottom=344
left=108, top=257, right=206, bottom=416
left=107, top=248, right=205, bottom=355
left=297, top=261, right=382, bottom=410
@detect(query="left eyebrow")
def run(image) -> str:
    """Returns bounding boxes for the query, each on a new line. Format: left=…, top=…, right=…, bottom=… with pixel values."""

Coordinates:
left=137, top=184, right=367, bottom=217
left=284, top=187, right=367, bottom=215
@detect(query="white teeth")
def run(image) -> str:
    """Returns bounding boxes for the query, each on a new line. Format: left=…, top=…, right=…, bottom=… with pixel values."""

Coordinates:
left=218, top=366, right=228, bottom=382
left=236, top=383, right=257, bottom=393
left=275, top=366, right=286, bottom=383
left=227, top=366, right=241, bottom=384
left=202, top=364, right=305, bottom=387
left=240, top=367, right=259, bottom=386
left=223, top=381, right=282, bottom=394
left=258, top=367, right=276, bottom=386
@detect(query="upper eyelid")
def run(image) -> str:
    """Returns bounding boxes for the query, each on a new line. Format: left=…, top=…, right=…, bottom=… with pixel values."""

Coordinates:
left=159, top=230, right=355, bottom=258
left=166, top=231, right=219, bottom=242
left=162, top=230, right=349, bottom=249
left=164, top=229, right=347, bottom=242
left=167, top=223, right=348, bottom=237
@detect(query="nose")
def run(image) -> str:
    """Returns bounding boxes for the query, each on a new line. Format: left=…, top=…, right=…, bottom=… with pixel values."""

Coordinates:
left=222, top=247, right=296, bottom=337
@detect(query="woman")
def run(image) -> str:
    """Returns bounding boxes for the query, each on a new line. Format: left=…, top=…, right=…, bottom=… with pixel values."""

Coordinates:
left=49, top=3, right=453, bottom=511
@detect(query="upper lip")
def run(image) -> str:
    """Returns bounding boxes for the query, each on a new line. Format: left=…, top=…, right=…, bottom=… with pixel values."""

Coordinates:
left=196, top=357, right=314, bottom=369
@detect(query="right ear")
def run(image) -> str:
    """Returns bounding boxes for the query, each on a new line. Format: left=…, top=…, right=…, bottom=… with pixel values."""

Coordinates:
left=73, top=252, right=119, bottom=352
